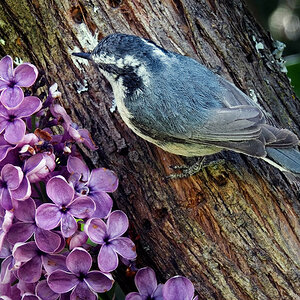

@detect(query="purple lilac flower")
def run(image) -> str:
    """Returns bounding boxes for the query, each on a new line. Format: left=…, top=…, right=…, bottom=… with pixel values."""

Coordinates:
left=42, top=83, right=62, bottom=109
left=50, top=104, right=98, bottom=150
left=6, top=198, right=63, bottom=253
left=12, top=241, right=67, bottom=283
left=162, top=276, right=198, bottom=300
left=0, top=96, right=42, bottom=144
left=0, top=55, right=38, bottom=108
left=0, top=163, right=23, bottom=210
left=67, top=156, right=118, bottom=218
left=85, top=210, right=137, bottom=272
left=35, top=175, right=95, bottom=237
left=125, top=267, right=163, bottom=300
left=11, top=153, right=55, bottom=203
left=26, top=153, right=56, bottom=183
left=47, top=247, right=113, bottom=299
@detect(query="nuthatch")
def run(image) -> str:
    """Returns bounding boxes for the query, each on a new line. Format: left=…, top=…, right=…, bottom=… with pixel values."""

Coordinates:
left=73, top=33, right=300, bottom=176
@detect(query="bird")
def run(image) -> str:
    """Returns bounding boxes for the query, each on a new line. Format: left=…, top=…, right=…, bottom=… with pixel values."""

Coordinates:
left=72, top=33, right=300, bottom=177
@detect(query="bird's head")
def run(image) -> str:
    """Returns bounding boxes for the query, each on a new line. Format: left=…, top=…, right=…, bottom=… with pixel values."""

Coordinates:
left=72, top=33, right=169, bottom=95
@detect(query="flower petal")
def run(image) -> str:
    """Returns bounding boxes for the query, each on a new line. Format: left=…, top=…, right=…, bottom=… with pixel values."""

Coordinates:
left=6, top=222, right=35, bottom=244
left=61, top=213, right=77, bottom=238
left=14, top=63, right=38, bottom=87
left=14, top=197, right=35, bottom=222
left=125, top=293, right=143, bottom=300
left=162, top=276, right=195, bottom=300
left=4, top=118, right=26, bottom=144
left=89, top=168, right=118, bottom=192
left=70, top=281, right=96, bottom=300
left=17, top=255, right=42, bottom=283
left=85, top=271, right=113, bottom=293
left=0, top=237, right=11, bottom=258
left=17, top=280, right=36, bottom=295
left=42, top=253, right=67, bottom=274
left=46, top=175, right=74, bottom=206
left=0, top=56, right=13, bottom=81
left=0, top=86, right=24, bottom=108
left=24, top=153, right=46, bottom=180
left=134, top=267, right=157, bottom=297
left=69, top=231, right=88, bottom=250
left=66, top=248, right=92, bottom=276
left=47, top=270, right=78, bottom=293
left=89, top=191, right=112, bottom=218
left=110, top=237, right=136, bottom=260
left=77, top=128, right=98, bottom=150
left=98, top=244, right=118, bottom=272
left=0, top=256, right=14, bottom=284
left=12, top=241, right=38, bottom=263
left=36, top=280, right=59, bottom=300
left=34, top=227, right=62, bottom=253
left=153, top=284, right=164, bottom=300
left=67, top=156, right=90, bottom=181
left=1, top=164, right=23, bottom=190
left=84, top=218, right=106, bottom=244
left=12, top=96, right=42, bottom=118
left=0, top=117, right=8, bottom=134
left=10, top=175, right=31, bottom=200
left=0, top=142, right=14, bottom=162
left=35, top=203, right=61, bottom=230
left=107, top=210, right=129, bottom=239
left=0, top=79, right=9, bottom=90
left=22, top=292, right=40, bottom=300
left=0, top=188, right=13, bottom=210
left=68, top=196, right=95, bottom=219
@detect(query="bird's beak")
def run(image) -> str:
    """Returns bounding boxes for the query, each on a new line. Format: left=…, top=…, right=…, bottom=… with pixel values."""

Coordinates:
left=72, top=52, right=92, bottom=60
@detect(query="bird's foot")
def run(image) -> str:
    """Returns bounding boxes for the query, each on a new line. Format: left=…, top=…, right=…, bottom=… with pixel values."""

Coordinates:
left=167, top=157, right=206, bottom=179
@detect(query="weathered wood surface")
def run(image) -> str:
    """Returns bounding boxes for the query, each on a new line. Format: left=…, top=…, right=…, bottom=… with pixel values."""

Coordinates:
left=0, top=0, right=300, bottom=299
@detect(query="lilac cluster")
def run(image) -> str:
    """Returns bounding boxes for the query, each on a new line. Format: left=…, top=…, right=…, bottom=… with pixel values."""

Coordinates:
left=0, top=56, right=136, bottom=299
left=0, top=56, right=198, bottom=300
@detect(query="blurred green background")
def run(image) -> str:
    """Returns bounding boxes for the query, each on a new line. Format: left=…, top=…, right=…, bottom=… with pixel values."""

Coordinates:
left=246, top=0, right=300, bottom=97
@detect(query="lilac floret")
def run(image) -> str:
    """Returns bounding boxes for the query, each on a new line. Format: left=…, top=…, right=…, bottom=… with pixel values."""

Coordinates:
left=12, top=241, right=68, bottom=283
left=12, top=153, right=56, bottom=202
left=125, top=267, right=163, bottom=300
left=47, top=247, right=113, bottom=299
left=85, top=210, right=137, bottom=272
left=6, top=198, right=62, bottom=253
left=67, top=156, right=118, bottom=218
left=0, top=96, right=42, bottom=144
left=35, top=175, right=95, bottom=237
left=0, top=55, right=38, bottom=108
left=50, top=104, right=98, bottom=151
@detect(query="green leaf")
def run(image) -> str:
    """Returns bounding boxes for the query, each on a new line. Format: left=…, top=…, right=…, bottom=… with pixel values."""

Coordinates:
left=286, top=54, right=300, bottom=98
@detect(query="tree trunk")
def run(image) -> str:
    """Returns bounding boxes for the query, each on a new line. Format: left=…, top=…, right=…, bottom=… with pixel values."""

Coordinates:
left=1, top=0, right=300, bottom=299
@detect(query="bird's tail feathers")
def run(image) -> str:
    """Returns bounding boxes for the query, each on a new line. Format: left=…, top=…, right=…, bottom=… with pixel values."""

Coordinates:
left=264, top=147, right=300, bottom=176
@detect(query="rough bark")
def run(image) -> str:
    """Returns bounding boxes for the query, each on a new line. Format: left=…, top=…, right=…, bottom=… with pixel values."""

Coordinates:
left=1, top=0, right=300, bottom=299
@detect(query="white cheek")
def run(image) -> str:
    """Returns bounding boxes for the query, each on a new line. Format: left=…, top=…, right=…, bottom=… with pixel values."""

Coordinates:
left=100, top=72, right=134, bottom=126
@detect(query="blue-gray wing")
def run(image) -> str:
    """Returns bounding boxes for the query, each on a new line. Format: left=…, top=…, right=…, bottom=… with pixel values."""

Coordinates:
left=131, top=56, right=299, bottom=157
